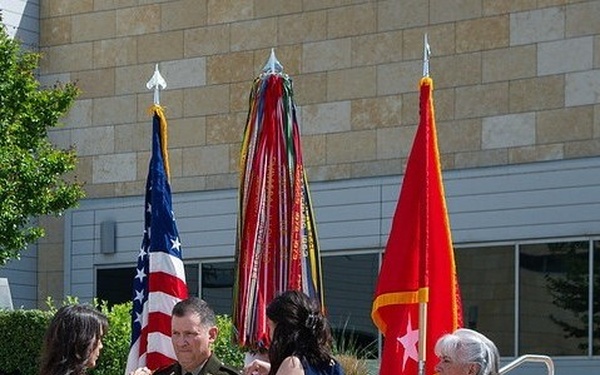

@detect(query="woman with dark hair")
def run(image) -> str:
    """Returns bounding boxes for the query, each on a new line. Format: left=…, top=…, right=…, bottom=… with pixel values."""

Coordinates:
left=243, top=290, right=344, bottom=375
left=39, top=304, right=109, bottom=375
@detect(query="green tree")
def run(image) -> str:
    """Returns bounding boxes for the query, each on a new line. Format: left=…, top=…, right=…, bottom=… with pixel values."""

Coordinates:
left=0, top=21, right=84, bottom=264
left=545, top=242, right=600, bottom=354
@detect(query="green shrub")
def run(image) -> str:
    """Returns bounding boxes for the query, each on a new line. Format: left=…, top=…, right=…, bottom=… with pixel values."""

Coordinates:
left=90, top=301, right=133, bottom=375
left=0, top=298, right=132, bottom=375
left=0, top=300, right=245, bottom=375
left=213, top=314, right=245, bottom=369
left=0, top=308, right=52, bottom=375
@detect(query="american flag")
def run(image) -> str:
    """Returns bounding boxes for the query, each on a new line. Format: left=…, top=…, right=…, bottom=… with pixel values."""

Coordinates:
left=126, top=106, right=188, bottom=374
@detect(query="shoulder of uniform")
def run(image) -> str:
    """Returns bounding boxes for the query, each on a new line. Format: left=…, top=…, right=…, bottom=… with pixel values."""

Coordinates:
left=204, top=354, right=241, bottom=375
left=218, top=362, right=242, bottom=375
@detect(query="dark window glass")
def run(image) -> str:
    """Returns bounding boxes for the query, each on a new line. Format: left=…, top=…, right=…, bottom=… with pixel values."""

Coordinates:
left=201, top=261, right=234, bottom=316
left=595, top=241, right=600, bottom=356
left=322, top=253, right=379, bottom=358
left=185, top=263, right=199, bottom=298
left=520, top=242, right=588, bottom=355
left=97, top=264, right=199, bottom=307
left=97, top=267, right=135, bottom=306
left=455, top=246, right=515, bottom=356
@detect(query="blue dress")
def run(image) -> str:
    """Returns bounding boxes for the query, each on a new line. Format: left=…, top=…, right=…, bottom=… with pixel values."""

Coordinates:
left=302, top=358, right=345, bottom=375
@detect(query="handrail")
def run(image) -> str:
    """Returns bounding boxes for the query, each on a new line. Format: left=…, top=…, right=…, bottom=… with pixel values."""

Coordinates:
left=499, top=354, right=554, bottom=375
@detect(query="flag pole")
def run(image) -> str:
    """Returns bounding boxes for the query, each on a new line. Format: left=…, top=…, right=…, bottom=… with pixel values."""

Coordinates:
left=417, top=33, right=431, bottom=375
left=418, top=302, right=427, bottom=375
left=422, top=34, right=430, bottom=78
left=126, top=63, right=188, bottom=374
left=372, top=32, right=462, bottom=375
left=146, top=63, right=167, bottom=105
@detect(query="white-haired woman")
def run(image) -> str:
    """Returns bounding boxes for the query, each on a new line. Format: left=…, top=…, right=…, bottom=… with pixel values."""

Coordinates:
left=434, top=328, right=500, bottom=375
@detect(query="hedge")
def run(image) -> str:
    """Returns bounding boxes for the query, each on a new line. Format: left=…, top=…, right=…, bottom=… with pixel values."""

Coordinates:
left=0, top=309, right=52, bottom=375
left=0, top=301, right=244, bottom=375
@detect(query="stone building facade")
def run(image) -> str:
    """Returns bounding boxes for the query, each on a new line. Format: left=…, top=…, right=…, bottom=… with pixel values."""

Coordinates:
left=2, top=0, right=600, bottom=373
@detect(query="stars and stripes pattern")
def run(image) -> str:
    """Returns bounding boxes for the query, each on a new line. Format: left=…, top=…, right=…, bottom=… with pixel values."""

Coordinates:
left=126, top=106, right=188, bottom=374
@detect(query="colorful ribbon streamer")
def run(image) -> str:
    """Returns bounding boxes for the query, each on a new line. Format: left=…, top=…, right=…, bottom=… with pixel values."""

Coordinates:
left=233, top=72, right=324, bottom=351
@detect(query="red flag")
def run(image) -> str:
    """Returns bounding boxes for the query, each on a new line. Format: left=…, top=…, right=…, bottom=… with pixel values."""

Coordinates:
left=371, top=77, right=462, bottom=375
left=126, top=106, right=188, bottom=373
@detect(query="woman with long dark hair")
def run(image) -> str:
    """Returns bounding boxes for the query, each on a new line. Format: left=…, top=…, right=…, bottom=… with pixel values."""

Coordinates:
left=243, top=290, right=344, bottom=375
left=39, top=304, right=109, bottom=375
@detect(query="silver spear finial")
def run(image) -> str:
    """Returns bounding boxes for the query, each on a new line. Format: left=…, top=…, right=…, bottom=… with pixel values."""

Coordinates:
left=146, top=64, right=167, bottom=105
left=423, top=34, right=431, bottom=77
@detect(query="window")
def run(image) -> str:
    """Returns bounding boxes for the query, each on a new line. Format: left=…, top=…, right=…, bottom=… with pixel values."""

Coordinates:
left=96, top=263, right=199, bottom=307
left=456, top=239, right=599, bottom=358
left=185, top=263, right=200, bottom=297
left=595, top=241, right=600, bottom=356
left=97, top=237, right=599, bottom=360
left=200, top=261, right=234, bottom=315
left=455, top=245, right=515, bottom=356
left=97, top=267, right=135, bottom=305
left=322, top=252, right=379, bottom=358
left=520, top=241, right=593, bottom=356
left=195, top=253, right=381, bottom=357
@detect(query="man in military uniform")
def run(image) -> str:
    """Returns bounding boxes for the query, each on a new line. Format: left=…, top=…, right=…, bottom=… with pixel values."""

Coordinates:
left=131, top=297, right=240, bottom=375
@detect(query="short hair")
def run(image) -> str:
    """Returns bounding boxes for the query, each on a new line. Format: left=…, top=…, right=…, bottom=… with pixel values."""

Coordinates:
left=171, top=297, right=216, bottom=327
left=434, top=328, right=500, bottom=375
left=39, top=304, right=108, bottom=375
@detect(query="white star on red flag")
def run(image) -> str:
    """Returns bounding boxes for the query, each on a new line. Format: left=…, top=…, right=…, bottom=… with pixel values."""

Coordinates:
left=398, top=314, right=419, bottom=370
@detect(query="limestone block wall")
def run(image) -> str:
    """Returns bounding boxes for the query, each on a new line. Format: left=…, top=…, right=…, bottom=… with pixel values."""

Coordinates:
left=37, top=0, right=600, bottom=200
left=28, top=0, right=600, bottom=307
